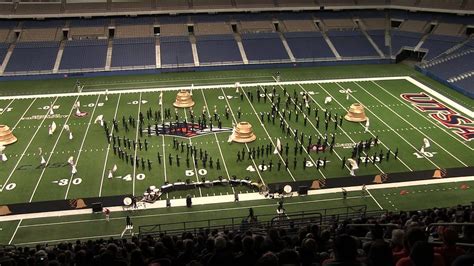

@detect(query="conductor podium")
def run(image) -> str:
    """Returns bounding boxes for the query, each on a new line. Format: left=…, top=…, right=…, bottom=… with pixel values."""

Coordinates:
left=173, top=90, right=195, bottom=108
left=0, top=125, right=17, bottom=146
left=344, top=103, right=368, bottom=122
left=231, top=122, right=257, bottom=143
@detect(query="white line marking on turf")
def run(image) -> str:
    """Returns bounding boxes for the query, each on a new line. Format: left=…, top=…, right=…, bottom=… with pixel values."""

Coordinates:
left=331, top=82, right=440, bottom=169
left=64, top=95, right=101, bottom=200
left=241, top=87, right=296, bottom=181
left=0, top=76, right=414, bottom=100
left=406, top=77, right=473, bottom=119
left=365, top=188, right=383, bottom=210
left=0, top=97, right=59, bottom=193
left=371, top=81, right=473, bottom=150
left=183, top=108, right=203, bottom=197
left=9, top=219, right=22, bottom=244
left=12, top=98, right=37, bottom=131
left=221, top=88, right=266, bottom=186
left=28, top=96, right=79, bottom=202
left=161, top=95, right=167, bottom=184
left=132, top=92, right=142, bottom=197
left=312, top=83, right=388, bottom=174
left=200, top=89, right=235, bottom=194
left=265, top=83, right=327, bottom=179
left=99, top=93, right=122, bottom=197
left=0, top=99, right=15, bottom=115
left=353, top=82, right=468, bottom=167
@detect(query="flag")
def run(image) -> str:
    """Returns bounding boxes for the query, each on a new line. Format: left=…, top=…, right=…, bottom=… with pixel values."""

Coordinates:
left=108, top=169, right=113, bottom=179
left=274, top=138, right=282, bottom=154
left=112, top=164, right=118, bottom=172
left=51, top=121, right=57, bottom=134
left=227, top=133, right=233, bottom=143
left=159, top=92, right=163, bottom=105
left=94, top=115, right=104, bottom=125
left=40, top=156, right=46, bottom=164
left=324, top=96, right=332, bottom=104
left=69, top=132, right=73, bottom=140
left=423, top=138, right=430, bottom=148
left=63, top=124, right=70, bottom=132
left=67, top=156, right=74, bottom=165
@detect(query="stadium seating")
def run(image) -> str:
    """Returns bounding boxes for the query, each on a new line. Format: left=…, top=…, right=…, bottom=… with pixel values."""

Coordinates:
left=421, top=34, right=464, bottom=60
left=423, top=51, right=473, bottom=80
left=195, top=34, right=242, bottom=64
left=0, top=42, right=9, bottom=65
left=0, top=203, right=472, bottom=265
left=367, top=30, right=389, bottom=55
left=283, top=32, right=335, bottom=59
left=160, top=36, right=194, bottom=66
left=59, top=39, right=108, bottom=70
left=327, top=30, right=378, bottom=57
left=241, top=32, right=290, bottom=61
left=390, top=31, right=423, bottom=55
left=4, top=41, right=59, bottom=73
left=111, top=38, right=156, bottom=68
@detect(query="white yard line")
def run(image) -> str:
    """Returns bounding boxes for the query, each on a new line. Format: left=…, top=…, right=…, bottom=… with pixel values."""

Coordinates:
left=241, top=87, right=297, bottom=181
left=353, top=82, right=468, bottom=167
left=365, top=188, right=384, bottom=210
left=28, top=96, right=79, bottom=202
left=160, top=98, right=167, bottom=183
left=371, top=81, right=473, bottom=150
left=310, top=83, right=387, bottom=175
left=0, top=99, right=15, bottom=115
left=183, top=108, right=203, bottom=197
left=132, top=92, right=143, bottom=197
left=0, top=76, right=414, bottom=100
left=220, top=88, right=266, bottom=186
left=262, top=84, right=327, bottom=179
left=12, top=98, right=36, bottom=130
left=406, top=77, right=474, bottom=119
left=8, top=219, right=22, bottom=244
left=0, top=97, right=59, bottom=193
left=99, top=93, right=122, bottom=196
left=325, top=82, right=440, bottom=169
left=14, top=233, right=122, bottom=246
left=64, top=95, right=101, bottom=199
left=200, top=89, right=235, bottom=194
left=311, top=83, right=415, bottom=171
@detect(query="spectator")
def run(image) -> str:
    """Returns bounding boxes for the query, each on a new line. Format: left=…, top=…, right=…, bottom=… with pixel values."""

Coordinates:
left=367, top=240, right=394, bottom=266
left=323, top=234, right=362, bottom=266
left=434, top=227, right=465, bottom=266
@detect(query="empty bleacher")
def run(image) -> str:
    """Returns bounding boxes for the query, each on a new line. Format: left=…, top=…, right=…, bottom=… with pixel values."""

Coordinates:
left=5, top=41, right=59, bottom=73
left=15, top=3, right=61, bottom=14
left=59, top=39, right=108, bottom=70
left=318, top=0, right=356, bottom=6
left=423, top=51, right=473, bottom=80
left=276, top=0, right=317, bottom=7
left=159, top=23, right=189, bottom=36
left=110, top=0, right=154, bottom=11
left=156, top=0, right=189, bottom=10
left=65, top=2, right=107, bottom=13
left=421, top=34, right=464, bottom=60
left=0, top=42, right=9, bottom=65
left=195, top=34, right=242, bottom=64
left=284, top=32, right=335, bottom=60
left=192, top=0, right=233, bottom=9
left=241, top=32, right=289, bottom=61
left=282, top=20, right=318, bottom=32
left=115, top=25, right=155, bottom=38
left=235, top=0, right=274, bottom=8
left=111, top=37, right=156, bottom=68
left=418, top=0, right=463, bottom=9
left=239, top=20, right=274, bottom=33
left=327, top=30, right=378, bottom=57
left=160, top=36, right=194, bottom=66
left=19, top=28, right=61, bottom=42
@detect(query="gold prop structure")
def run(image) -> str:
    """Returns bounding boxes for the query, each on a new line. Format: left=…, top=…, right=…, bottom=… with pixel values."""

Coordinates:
left=173, top=90, right=195, bottom=108
left=344, top=103, right=368, bottom=122
left=232, top=122, right=257, bottom=143
left=0, top=125, right=17, bottom=146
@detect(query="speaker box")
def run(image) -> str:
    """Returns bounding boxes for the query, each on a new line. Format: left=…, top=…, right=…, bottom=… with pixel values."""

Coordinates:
left=92, top=202, right=103, bottom=213
left=298, top=186, right=308, bottom=195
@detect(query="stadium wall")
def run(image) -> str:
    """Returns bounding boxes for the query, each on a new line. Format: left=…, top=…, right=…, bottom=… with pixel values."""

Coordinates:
left=0, top=58, right=392, bottom=82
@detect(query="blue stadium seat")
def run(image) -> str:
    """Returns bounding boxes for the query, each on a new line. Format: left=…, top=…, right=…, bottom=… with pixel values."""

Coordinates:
left=196, top=34, right=242, bottom=63
left=111, top=37, right=156, bottom=67
left=327, top=30, right=378, bottom=57
left=241, top=33, right=289, bottom=61
left=421, top=35, right=464, bottom=60
left=390, top=31, right=422, bottom=55
left=5, top=41, right=59, bottom=72
left=283, top=31, right=335, bottom=59
left=160, top=36, right=194, bottom=66
left=60, top=39, right=108, bottom=70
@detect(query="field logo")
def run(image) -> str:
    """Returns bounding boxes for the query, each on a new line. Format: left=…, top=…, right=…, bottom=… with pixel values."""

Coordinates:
left=401, top=92, right=474, bottom=141
left=144, top=122, right=232, bottom=138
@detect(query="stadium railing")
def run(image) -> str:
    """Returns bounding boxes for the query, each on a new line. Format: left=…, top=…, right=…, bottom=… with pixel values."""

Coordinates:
left=138, top=204, right=373, bottom=239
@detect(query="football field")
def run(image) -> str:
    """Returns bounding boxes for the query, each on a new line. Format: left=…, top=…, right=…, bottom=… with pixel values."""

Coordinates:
left=0, top=65, right=473, bottom=245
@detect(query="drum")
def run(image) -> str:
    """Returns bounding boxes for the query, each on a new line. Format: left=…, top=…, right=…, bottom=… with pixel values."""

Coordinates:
left=150, top=185, right=156, bottom=190
left=123, top=197, right=132, bottom=206
left=284, top=185, right=292, bottom=194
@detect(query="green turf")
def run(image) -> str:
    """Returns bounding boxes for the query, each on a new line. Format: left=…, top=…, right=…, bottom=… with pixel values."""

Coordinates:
left=0, top=63, right=473, bottom=245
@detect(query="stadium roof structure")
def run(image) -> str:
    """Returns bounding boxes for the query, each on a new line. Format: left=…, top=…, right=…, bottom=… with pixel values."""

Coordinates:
left=0, top=0, right=473, bottom=19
